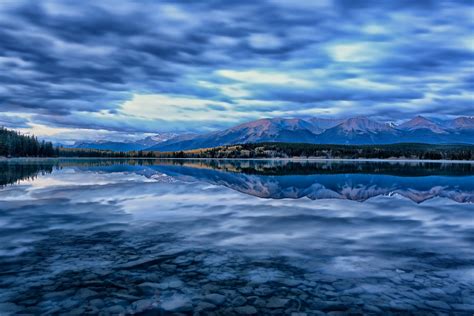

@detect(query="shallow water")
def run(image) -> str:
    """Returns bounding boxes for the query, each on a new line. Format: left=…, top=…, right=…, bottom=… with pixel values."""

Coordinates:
left=0, top=159, right=473, bottom=315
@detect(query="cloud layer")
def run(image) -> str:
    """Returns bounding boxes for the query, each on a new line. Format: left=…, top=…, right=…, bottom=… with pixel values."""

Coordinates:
left=0, top=0, right=472, bottom=141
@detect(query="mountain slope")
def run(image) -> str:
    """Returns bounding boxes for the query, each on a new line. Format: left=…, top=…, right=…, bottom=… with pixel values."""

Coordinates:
left=148, top=116, right=474, bottom=151
left=314, top=117, right=400, bottom=144
left=447, top=117, right=474, bottom=130
left=398, top=116, right=447, bottom=134
left=148, top=118, right=321, bottom=151
left=68, top=116, right=471, bottom=152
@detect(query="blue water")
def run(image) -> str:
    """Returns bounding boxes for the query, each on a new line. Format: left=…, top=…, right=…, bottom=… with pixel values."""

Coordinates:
left=0, top=159, right=473, bottom=315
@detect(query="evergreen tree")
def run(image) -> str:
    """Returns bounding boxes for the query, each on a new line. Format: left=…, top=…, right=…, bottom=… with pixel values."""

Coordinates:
left=0, top=127, right=56, bottom=157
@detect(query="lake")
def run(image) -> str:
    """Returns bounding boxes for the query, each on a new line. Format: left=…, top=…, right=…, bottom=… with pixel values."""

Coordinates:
left=0, top=159, right=473, bottom=315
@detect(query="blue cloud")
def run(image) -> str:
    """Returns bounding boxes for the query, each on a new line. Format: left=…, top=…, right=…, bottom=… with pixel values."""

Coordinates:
left=0, top=0, right=472, bottom=137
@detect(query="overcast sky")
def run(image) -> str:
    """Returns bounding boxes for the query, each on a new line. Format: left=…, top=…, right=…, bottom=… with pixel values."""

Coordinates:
left=1, top=0, right=473, bottom=141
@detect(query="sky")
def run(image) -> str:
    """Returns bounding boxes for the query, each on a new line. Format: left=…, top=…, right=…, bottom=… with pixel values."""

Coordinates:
left=0, top=0, right=473, bottom=142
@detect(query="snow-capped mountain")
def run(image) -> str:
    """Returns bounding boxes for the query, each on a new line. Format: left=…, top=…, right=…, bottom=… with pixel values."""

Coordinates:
left=72, top=133, right=183, bottom=151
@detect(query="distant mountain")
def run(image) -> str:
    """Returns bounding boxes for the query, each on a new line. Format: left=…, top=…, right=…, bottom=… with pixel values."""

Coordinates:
left=313, top=117, right=401, bottom=145
left=339, top=116, right=393, bottom=132
left=72, top=141, right=145, bottom=152
left=73, top=132, right=182, bottom=152
left=148, top=118, right=322, bottom=151
left=447, top=117, right=474, bottom=130
left=72, top=116, right=474, bottom=152
left=134, top=133, right=179, bottom=147
left=148, top=116, right=474, bottom=151
left=398, top=116, right=447, bottom=134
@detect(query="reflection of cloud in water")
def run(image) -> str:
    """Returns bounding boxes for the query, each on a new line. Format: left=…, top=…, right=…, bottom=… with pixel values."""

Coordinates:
left=0, top=163, right=473, bottom=314
left=2, top=171, right=472, bottom=267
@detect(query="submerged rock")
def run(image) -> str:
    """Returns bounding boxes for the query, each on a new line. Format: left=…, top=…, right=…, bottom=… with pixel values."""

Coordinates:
left=106, top=305, right=125, bottom=314
left=266, top=297, right=290, bottom=308
left=75, top=288, right=98, bottom=299
left=234, top=305, right=258, bottom=315
left=130, top=299, right=155, bottom=313
left=161, top=294, right=192, bottom=312
left=425, top=300, right=451, bottom=310
left=231, top=295, right=247, bottom=306
left=204, top=293, right=226, bottom=305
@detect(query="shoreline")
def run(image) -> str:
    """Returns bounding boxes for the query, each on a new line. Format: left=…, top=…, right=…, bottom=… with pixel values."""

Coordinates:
left=1, top=157, right=474, bottom=164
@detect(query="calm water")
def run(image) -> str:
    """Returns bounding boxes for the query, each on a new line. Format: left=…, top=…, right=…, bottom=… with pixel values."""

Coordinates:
left=0, top=159, right=473, bottom=315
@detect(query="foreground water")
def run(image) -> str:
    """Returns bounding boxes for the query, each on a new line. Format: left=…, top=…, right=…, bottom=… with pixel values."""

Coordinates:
left=0, top=159, right=473, bottom=315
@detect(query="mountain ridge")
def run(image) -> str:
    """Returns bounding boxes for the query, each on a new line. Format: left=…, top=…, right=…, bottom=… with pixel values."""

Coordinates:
left=147, top=116, right=474, bottom=151
left=69, top=116, right=474, bottom=152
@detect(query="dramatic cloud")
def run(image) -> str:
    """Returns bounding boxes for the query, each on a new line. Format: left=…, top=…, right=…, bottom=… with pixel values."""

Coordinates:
left=0, top=0, right=472, bottom=141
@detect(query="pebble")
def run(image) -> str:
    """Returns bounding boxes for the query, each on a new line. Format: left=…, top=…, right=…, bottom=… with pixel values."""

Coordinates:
left=363, top=305, right=382, bottom=313
left=69, top=307, right=85, bottom=315
left=266, top=297, right=289, bottom=308
left=197, top=302, right=217, bottom=311
left=107, top=305, right=125, bottom=314
left=89, top=298, right=105, bottom=308
left=130, top=299, right=155, bottom=313
left=425, top=300, right=451, bottom=310
left=75, top=288, right=98, bottom=299
left=138, top=282, right=161, bottom=294
left=254, top=287, right=273, bottom=296
left=389, top=300, right=415, bottom=310
left=161, top=294, right=193, bottom=312
left=232, top=295, right=247, bottom=306
left=159, top=278, right=183, bottom=289
left=239, top=286, right=254, bottom=295
left=234, top=305, right=258, bottom=315
left=202, top=293, right=225, bottom=305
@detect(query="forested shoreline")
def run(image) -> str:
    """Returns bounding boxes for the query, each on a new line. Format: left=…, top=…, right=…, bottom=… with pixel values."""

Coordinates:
left=0, top=127, right=56, bottom=157
left=177, top=143, right=474, bottom=161
left=57, top=142, right=474, bottom=160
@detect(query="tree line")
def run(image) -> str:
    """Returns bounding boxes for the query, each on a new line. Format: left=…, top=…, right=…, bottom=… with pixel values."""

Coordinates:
left=0, top=127, right=56, bottom=157
left=169, top=142, right=474, bottom=161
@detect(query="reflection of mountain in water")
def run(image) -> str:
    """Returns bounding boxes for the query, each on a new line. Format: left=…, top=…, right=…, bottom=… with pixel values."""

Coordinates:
left=1, top=159, right=473, bottom=203
left=150, top=163, right=474, bottom=204
left=75, top=159, right=473, bottom=204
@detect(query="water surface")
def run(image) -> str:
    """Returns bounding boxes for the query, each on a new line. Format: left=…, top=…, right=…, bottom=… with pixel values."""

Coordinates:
left=0, top=159, right=473, bottom=315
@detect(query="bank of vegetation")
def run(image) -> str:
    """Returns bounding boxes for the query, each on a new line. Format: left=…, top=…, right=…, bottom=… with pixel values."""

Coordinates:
left=56, top=142, right=474, bottom=161
left=163, top=143, right=474, bottom=161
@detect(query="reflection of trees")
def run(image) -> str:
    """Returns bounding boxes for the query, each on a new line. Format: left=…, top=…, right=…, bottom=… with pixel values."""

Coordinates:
left=1, top=158, right=472, bottom=187
left=149, top=159, right=474, bottom=177
left=0, top=161, right=55, bottom=187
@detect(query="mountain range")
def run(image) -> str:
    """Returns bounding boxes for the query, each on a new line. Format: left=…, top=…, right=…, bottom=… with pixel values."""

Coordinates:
left=72, top=116, right=474, bottom=152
